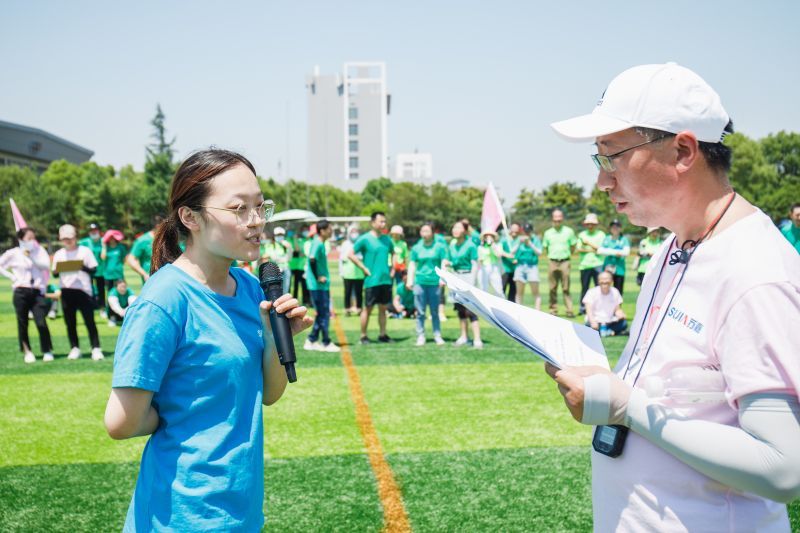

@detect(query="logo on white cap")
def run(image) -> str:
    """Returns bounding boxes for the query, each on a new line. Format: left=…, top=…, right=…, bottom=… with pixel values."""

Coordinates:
left=552, top=63, right=729, bottom=143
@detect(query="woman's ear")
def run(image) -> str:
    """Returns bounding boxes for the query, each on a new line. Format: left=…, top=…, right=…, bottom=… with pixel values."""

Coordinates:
left=177, top=206, right=201, bottom=232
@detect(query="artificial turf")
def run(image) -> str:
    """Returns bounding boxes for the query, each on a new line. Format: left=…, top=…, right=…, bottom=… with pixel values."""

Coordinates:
left=0, top=260, right=797, bottom=532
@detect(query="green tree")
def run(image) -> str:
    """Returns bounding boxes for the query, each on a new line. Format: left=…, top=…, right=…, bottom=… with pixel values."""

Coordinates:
left=0, top=165, right=39, bottom=242
left=141, top=104, right=176, bottom=224
left=539, top=181, right=586, bottom=227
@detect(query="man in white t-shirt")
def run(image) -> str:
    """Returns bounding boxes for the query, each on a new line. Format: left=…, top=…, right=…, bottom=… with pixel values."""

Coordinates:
left=582, top=271, right=627, bottom=336
left=545, top=63, right=800, bottom=531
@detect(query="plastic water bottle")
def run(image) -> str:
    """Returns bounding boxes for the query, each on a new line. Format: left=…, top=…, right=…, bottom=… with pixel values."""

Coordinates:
left=599, top=324, right=612, bottom=337
left=643, top=364, right=727, bottom=405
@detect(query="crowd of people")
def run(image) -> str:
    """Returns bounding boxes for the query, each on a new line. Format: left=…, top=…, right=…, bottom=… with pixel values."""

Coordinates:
left=0, top=219, right=157, bottom=363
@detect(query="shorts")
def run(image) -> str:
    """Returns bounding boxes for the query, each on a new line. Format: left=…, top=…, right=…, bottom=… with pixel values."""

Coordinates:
left=513, top=264, right=540, bottom=283
left=365, top=284, right=392, bottom=307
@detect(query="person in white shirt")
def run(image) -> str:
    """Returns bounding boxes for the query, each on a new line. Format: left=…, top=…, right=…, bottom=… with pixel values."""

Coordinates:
left=582, top=271, right=627, bottom=337
left=52, top=224, right=104, bottom=361
left=547, top=63, right=800, bottom=531
left=0, top=227, right=54, bottom=363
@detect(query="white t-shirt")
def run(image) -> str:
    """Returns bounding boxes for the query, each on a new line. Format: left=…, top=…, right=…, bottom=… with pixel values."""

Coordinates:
left=593, top=209, right=800, bottom=532
left=0, top=246, right=50, bottom=293
left=582, top=285, right=622, bottom=324
left=52, top=245, right=97, bottom=296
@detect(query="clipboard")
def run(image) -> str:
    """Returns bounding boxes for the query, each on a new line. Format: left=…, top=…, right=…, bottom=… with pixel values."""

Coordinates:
left=53, top=260, right=84, bottom=274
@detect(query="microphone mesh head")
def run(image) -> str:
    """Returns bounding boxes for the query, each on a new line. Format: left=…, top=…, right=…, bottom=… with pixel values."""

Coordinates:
left=259, top=261, right=281, bottom=283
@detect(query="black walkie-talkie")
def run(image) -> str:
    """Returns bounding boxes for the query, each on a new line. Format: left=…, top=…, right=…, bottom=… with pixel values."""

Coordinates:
left=592, top=425, right=628, bottom=458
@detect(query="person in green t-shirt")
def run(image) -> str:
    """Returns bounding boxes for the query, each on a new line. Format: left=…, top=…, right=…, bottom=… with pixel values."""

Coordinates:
left=340, top=226, right=365, bottom=315
left=389, top=270, right=415, bottom=318
left=390, top=225, right=409, bottom=285
left=101, top=230, right=128, bottom=296
left=126, top=215, right=162, bottom=284
left=576, top=213, right=607, bottom=315
left=599, top=219, right=631, bottom=295
left=407, top=222, right=448, bottom=346
left=303, top=220, right=339, bottom=353
left=513, top=223, right=543, bottom=310
left=478, top=230, right=505, bottom=297
left=258, top=226, right=292, bottom=293
left=634, top=227, right=663, bottom=286
left=448, top=220, right=483, bottom=348
left=501, top=223, right=521, bottom=302
left=106, top=278, right=137, bottom=327
left=349, top=212, right=395, bottom=344
left=541, top=209, right=578, bottom=317
left=781, top=203, right=800, bottom=254
left=288, top=229, right=310, bottom=306
left=79, top=223, right=106, bottom=312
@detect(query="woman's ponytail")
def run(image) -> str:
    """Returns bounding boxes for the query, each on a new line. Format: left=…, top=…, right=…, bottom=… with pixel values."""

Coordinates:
left=150, top=215, right=184, bottom=274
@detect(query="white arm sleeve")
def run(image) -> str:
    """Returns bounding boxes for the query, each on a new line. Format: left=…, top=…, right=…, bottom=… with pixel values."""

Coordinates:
left=108, top=295, right=125, bottom=317
left=625, top=390, right=800, bottom=503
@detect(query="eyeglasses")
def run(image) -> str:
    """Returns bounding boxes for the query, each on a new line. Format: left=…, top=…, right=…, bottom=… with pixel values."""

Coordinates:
left=590, top=134, right=671, bottom=172
left=199, top=200, right=275, bottom=225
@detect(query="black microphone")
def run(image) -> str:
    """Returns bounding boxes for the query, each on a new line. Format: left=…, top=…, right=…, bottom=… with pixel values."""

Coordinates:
left=258, top=262, right=297, bottom=383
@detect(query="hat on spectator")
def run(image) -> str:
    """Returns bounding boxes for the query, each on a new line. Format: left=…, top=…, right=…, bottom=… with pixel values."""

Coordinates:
left=58, top=224, right=77, bottom=239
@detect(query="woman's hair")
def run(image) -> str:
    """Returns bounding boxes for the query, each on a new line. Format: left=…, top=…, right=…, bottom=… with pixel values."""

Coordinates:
left=150, top=149, right=257, bottom=273
left=16, top=227, right=34, bottom=243
left=453, top=220, right=467, bottom=233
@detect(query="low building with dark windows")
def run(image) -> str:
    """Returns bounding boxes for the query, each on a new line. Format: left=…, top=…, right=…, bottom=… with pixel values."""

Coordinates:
left=0, top=119, right=93, bottom=172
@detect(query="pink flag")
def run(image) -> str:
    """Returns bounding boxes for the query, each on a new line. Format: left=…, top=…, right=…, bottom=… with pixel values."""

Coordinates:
left=9, top=198, right=28, bottom=232
left=480, top=182, right=507, bottom=233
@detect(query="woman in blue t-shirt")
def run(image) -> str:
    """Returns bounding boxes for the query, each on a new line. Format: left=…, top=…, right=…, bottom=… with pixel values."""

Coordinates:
left=104, top=149, right=312, bottom=532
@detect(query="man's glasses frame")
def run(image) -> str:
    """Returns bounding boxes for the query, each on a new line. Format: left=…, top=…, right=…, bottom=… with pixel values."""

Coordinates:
left=590, top=134, right=672, bottom=172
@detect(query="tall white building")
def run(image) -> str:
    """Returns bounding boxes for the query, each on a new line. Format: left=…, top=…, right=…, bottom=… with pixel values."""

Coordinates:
left=305, top=62, right=389, bottom=192
left=393, top=151, right=433, bottom=183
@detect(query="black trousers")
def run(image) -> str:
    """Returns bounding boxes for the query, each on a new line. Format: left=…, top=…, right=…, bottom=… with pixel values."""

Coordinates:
left=61, top=288, right=100, bottom=349
left=343, top=278, right=364, bottom=309
left=579, top=267, right=602, bottom=311
left=291, top=269, right=310, bottom=306
left=13, top=287, right=53, bottom=353
left=93, top=275, right=106, bottom=309
left=502, top=272, right=517, bottom=302
left=613, top=274, right=625, bottom=296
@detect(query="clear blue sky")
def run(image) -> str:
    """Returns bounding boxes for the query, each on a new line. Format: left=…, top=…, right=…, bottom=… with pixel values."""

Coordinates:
left=2, top=1, right=799, bottom=205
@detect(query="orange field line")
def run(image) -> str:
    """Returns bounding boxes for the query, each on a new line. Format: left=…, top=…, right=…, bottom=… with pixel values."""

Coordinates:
left=332, top=316, right=411, bottom=533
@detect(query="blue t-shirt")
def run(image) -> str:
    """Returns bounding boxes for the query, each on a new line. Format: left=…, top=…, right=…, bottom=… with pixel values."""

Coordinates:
left=112, top=264, right=269, bottom=532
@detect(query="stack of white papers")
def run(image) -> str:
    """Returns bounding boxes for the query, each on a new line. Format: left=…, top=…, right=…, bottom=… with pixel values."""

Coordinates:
left=436, top=267, right=609, bottom=370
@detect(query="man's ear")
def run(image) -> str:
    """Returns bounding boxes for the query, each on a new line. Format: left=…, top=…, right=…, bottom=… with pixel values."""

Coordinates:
left=177, top=206, right=201, bottom=232
left=674, top=131, right=700, bottom=175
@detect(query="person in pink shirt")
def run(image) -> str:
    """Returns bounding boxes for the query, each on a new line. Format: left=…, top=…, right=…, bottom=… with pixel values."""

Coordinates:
left=547, top=63, right=800, bottom=531
left=0, top=227, right=54, bottom=363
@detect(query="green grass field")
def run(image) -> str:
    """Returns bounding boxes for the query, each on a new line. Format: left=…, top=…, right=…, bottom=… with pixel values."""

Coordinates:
left=0, top=259, right=797, bottom=532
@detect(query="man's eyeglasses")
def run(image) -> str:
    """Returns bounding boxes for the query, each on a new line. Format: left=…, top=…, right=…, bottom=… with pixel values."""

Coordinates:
left=590, top=134, right=671, bottom=172
left=199, top=200, right=275, bottom=225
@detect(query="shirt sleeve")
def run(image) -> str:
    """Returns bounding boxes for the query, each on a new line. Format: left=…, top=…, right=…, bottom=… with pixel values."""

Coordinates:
left=714, top=282, right=800, bottom=404
left=112, top=300, right=181, bottom=391
left=82, top=247, right=98, bottom=269
left=353, top=236, right=365, bottom=255
left=410, top=246, right=419, bottom=262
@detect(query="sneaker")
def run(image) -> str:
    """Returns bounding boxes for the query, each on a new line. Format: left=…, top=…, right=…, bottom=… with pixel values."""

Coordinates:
left=67, top=347, right=82, bottom=360
left=107, top=320, right=117, bottom=327
left=377, top=335, right=392, bottom=343
left=42, top=352, right=54, bottom=362
left=28, top=311, right=34, bottom=319
left=439, top=312, right=448, bottom=322
left=433, top=335, right=445, bottom=346
left=359, top=337, right=372, bottom=345
left=47, top=310, right=57, bottom=320
left=416, top=335, right=426, bottom=346
left=320, top=343, right=341, bottom=353
left=453, top=336, right=469, bottom=347
left=91, top=348, right=105, bottom=361
left=303, top=339, right=321, bottom=351
left=23, top=351, right=36, bottom=364
left=99, top=310, right=108, bottom=319
left=473, top=340, right=484, bottom=350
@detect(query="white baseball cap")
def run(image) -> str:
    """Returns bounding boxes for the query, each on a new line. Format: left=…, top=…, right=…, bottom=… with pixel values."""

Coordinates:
left=551, top=63, right=729, bottom=143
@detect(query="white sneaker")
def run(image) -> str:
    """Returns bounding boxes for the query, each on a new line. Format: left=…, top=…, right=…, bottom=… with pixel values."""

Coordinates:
left=91, top=348, right=105, bottom=361
left=47, top=310, right=56, bottom=320
left=453, top=336, right=469, bottom=347
left=439, top=312, right=448, bottom=322
left=320, top=343, right=341, bottom=353
left=99, top=310, right=108, bottom=319
left=67, top=347, right=82, bottom=360
left=107, top=320, right=117, bottom=327
left=303, top=339, right=321, bottom=351
left=473, top=340, right=484, bottom=350
left=434, top=335, right=445, bottom=346
left=42, top=352, right=54, bottom=362
left=416, top=335, right=426, bottom=346
left=23, top=351, right=36, bottom=364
